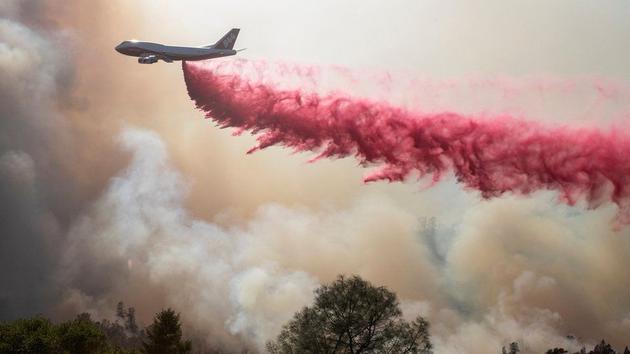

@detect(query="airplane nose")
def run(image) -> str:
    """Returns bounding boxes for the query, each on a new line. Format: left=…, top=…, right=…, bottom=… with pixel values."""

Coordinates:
left=115, top=43, right=124, bottom=53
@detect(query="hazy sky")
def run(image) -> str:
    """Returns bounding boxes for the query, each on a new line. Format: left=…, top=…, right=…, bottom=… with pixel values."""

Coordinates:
left=2, top=1, right=630, bottom=353
left=133, top=0, right=630, bottom=77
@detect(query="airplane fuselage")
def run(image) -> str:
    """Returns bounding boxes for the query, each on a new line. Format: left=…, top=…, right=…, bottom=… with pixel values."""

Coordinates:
left=115, top=28, right=241, bottom=64
left=115, top=41, right=236, bottom=61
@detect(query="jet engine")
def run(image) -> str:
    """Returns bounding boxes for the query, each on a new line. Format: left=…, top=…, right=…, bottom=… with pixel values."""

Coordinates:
left=138, top=55, right=158, bottom=64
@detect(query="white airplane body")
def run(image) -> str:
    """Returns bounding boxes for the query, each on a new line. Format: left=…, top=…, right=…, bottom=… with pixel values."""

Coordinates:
left=115, top=28, right=241, bottom=64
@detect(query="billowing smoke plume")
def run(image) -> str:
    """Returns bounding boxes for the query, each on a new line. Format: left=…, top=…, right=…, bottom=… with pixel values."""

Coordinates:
left=4, top=1, right=630, bottom=353
left=62, top=126, right=630, bottom=353
left=183, top=60, right=630, bottom=222
left=0, top=0, right=77, bottom=318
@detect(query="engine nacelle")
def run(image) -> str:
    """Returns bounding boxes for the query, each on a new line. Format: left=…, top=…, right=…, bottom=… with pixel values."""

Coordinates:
left=138, top=55, right=158, bottom=64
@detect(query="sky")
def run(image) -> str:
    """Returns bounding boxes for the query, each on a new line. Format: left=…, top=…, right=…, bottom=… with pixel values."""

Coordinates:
left=2, top=1, right=630, bottom=353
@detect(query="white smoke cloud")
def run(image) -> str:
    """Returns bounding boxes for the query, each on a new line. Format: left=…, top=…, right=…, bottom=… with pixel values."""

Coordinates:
left=60, top=126, right=630, bottom=353
left=62, top=128, right=320, bottom=350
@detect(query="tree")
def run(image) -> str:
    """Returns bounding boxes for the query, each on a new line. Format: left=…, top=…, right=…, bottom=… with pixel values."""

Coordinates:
left=589, top=340, right=615, bottom=354
left=117, top=301, right=127, bottom=320
left=0, top=316, right=58, bottom=353
left=545, top=349, right=568, bottom=354
left=503, top=342, right=520, bottom=354
left=143, top=308, right=192, bottom=354
left=0, top=303, right=149, bottom=354
left=126, top=307, right=139, bottom=335
left=56, top=313, right=109, bottom=354
left=266, top=275, right=432, bottom=354
left=0, top=314, right=108, bottom=354
left=101, top=301, right=146, bottom=352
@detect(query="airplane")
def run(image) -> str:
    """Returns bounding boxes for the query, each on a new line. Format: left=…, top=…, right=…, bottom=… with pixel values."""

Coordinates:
left=115, top=28, right=243, bottom=64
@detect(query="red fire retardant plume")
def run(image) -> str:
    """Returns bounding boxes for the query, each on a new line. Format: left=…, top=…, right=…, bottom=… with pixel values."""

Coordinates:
left=183, top=61, right=630, bottom=222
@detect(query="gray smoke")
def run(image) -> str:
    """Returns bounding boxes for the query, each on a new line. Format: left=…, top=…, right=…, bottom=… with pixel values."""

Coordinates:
left=60, top=126, right=630, bottom=353
left=3, top=2, right=630, bottom=353
left=0, top=1, right=76, bottom=318
left=61, top=128, right=320, bottom=350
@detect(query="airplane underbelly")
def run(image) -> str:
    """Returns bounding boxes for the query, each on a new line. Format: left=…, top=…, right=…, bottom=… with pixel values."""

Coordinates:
left=158, top=49, right=233, bottom=61
left=165, top=52, right=213, bottom=61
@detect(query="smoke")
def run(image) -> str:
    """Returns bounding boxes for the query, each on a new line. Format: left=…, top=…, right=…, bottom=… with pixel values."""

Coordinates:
left=0, top=1, right=77, bottom=318
left=60, top=126, right=630, bottom=353
left=183, top=60, right=630, bottom=223
left=4, top=1, right=630, bottom=353
left=60, top=127, right=439, bottom=350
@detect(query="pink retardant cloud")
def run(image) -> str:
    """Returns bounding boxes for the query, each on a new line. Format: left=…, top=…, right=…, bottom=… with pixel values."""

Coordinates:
left=183, top=61, right=630, bottom=222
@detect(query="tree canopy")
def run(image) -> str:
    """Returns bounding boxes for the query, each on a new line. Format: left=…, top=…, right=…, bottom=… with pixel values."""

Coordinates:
left=143, top=308, right=192, bottom=354
left=267, top=275, right=432, bottom=354
left=0, top=313, right=108, bottom=354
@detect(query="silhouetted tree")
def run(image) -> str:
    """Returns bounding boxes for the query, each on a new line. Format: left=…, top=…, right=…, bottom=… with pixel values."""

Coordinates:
left=0, top=314, right=112, bottom=354
left=117, top=301, right=127, bottom=320
left=267, top=275, right=432, bottom=354
left=143, top=308, right=192, bottom=354
left=126, top=307, right=139, bottom=335
left=100, top=319, right=127, bottom=348
left=99, top=318, right=144, bottom=353
left=56, top=313, right=108, bottom=353
left=503, top=342, right=520, bottom=354
left=509, top=342, right=520, bottom=354
left=0, top=316, right=58, bottom=353
left=104, top=300, right=145, bottom=351
left=546, top=348, right=568, bottom=354
left=589, top=340, right=615, bottom=354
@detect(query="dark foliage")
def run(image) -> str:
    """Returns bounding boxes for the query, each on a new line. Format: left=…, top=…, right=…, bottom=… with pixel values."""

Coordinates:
left=0, top=302, right=171, bottom=354
left=143, top=308, right=192, bottom=354
left=502, top=342, right=520, bottom=354
left=542, top=339, right=630, bottom=354
left=267, top=275, right=432, bottom=354
left=104, top=301, right=145, bottom=351
left=56, top=313, right=109, bottom=353
left=0, top=313, right=108, bottom=353
left=0, top=316, right=58, bottom=353
left=546, top=349, right=568, bottom=354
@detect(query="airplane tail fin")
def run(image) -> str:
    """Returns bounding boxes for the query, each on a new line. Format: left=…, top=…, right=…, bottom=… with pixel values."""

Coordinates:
left=211, top=28, right=240, bottom=50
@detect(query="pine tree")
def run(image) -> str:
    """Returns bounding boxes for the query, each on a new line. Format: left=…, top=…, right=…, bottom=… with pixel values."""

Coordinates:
left=143, top=308, right=191, bottom=354
left=125, top=307, right=139, bottom=334
left=589, top=340, right=615, bottom=354
left=116, top=301, right=126, bottom=320
left=546, top=348, right=568, bottom=354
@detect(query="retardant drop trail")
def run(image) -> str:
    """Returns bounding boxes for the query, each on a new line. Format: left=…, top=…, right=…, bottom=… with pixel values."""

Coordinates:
left=182, top=61, right=630, bottom=222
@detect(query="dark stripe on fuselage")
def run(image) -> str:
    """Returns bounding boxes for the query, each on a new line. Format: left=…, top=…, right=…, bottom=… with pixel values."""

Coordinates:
left=118, top=41, right=234, bottom=61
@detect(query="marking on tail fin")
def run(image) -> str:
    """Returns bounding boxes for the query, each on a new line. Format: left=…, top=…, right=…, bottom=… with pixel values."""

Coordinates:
left=223, top=33, right=236, bottom=48
left=214, top=28, right=240, bottom=50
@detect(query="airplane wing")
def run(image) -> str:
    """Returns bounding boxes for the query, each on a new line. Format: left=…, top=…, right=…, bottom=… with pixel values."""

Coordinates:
left=138, top=53, right=173, bottom=64
left=159, top=55, right=173, bottom=63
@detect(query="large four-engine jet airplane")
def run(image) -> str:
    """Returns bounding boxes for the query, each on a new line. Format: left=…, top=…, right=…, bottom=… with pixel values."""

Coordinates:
left=115, top=28, right=242, bottom=64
